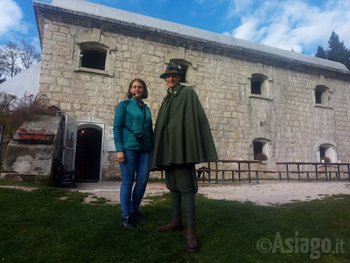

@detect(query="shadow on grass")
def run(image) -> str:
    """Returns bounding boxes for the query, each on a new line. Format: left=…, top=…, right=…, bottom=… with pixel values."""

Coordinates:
left=0, top=183, right=349, bottom=263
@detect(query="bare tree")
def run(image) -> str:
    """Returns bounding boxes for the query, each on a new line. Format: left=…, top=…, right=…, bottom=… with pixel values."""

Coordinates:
left=0, top=92, right=16, bottom=114
left=0, top=40, right=41, bottom=80
left=1, top=42, right=21, bottom=77
left=0, top=51, right=8, bottom=82
left=19, top=40, right=41, bottom=69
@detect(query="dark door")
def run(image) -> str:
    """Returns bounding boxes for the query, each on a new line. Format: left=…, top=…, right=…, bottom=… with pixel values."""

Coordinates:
left=74, top=127, right=102, bottom=182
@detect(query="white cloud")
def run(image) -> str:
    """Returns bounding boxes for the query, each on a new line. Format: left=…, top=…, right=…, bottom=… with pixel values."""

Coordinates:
left=226, top=0, right=350, bottom=54
left=226, top=0, right=255, bottom=18
left=0, top=0, right=23, bottom=37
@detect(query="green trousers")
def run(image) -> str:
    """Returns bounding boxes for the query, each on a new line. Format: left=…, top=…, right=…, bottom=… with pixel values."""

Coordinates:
left=164, top=164, right=198, bottom=227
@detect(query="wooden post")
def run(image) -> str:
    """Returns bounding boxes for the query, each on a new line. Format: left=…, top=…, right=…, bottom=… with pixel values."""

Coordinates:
left=248, top=162, right=251, bottom=183
left=238, top=162, right=241, bottom=182
left=207, top=162, right=211, bottom=183
left=336, top=164, right=340, bottom=180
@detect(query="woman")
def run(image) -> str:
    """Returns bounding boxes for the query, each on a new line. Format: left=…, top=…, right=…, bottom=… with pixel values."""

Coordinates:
left=113, top=78, right=153, bottom=229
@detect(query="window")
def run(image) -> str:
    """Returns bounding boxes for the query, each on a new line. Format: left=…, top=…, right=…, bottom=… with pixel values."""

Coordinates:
left=80, top=46, right=107, bottom=71
left=169, top=59, right=190, bottom=83
left=74, top=31, right=116, bottom=76
left=75, top=41, right=116, bottom=76
left=250, top=74, right=268, bottom=95
left=314, top=85, right=330, bottom=105
left=319, top=144, right=337, bottom=163
left=253, top=138, right=270, bottom=161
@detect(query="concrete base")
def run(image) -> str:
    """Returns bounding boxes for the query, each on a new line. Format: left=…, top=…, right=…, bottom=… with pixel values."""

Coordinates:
left=2, top=113, right=63, bottom=182
left=0, top=172, right=49, bottom=182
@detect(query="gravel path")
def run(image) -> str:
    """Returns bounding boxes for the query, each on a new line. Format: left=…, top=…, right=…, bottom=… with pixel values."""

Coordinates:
left=74, top=181, right=350, bottom=206
left=1, top=181, right=349, bottom=206
left=199, top=181, right=350, bottom=206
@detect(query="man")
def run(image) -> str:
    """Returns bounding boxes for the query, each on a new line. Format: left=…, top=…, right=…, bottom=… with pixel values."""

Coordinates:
left=152, top=62, right=218, bottom=252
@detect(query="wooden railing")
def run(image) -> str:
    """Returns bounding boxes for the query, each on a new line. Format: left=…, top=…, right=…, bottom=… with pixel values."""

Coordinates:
left=276, top=162, right=350, bottom=182
left=152, top=160, right=350, bottom=184
left=196, top=160, right=350, bottom=184
left=197, top=160, right=264, bottom=184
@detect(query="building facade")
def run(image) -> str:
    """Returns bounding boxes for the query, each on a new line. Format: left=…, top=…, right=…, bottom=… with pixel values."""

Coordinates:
left=33, top=0, right=350, bottom=180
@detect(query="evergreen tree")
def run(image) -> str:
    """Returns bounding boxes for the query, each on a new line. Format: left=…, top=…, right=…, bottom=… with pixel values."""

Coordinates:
left=315, top=46, right=327, bottom=59
left=327, top=32, right=348, bottom=65
left=315, top=31, right=350, bottom=70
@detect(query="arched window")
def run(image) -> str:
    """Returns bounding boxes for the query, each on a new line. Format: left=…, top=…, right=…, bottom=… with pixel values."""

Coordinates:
left=314, top=85, right=330, bottom=105
left=319, top=143, right=337, bottom=163
left=253, top=138, right=270, bottom=161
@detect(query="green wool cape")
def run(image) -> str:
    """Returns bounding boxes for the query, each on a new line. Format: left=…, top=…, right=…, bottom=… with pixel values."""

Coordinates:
left=152, top=83, right=218, bottom=168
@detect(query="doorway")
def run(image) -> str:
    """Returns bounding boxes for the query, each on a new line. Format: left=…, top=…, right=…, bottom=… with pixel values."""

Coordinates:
left=74, top=126, right=102, bottom=182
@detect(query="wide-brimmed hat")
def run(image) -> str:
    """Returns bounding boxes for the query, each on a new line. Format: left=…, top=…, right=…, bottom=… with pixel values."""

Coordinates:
left=160, top=62, right=182, bottom=79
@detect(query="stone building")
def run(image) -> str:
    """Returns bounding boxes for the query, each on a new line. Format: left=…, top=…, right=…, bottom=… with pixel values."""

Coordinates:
left=32, top=0, right=350, bottom=181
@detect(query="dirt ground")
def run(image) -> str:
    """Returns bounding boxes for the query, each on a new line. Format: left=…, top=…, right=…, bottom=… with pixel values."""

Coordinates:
left=73, top=180, right=350, bottom=206
left=1, top=181, right=349, bottom=206
left=198, top=181, right=350, bottom=206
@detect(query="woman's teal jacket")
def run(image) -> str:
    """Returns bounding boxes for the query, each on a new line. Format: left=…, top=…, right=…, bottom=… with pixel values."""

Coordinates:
left=113, top=98, right=153, bottom=152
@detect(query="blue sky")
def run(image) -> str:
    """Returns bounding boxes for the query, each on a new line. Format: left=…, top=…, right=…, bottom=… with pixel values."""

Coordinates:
left=1, top=0, right=350, bottom=56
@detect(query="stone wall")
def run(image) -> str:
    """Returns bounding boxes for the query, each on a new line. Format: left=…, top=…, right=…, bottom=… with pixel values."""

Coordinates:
left=37, top=13, right=350, bottom=180
left=2, top=113, right=63, bottom=181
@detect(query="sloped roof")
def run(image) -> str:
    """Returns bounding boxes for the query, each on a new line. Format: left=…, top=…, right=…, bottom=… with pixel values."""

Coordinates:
left=33, top=0, right=349, bottom=75
left=0, top=62, right=41, bottom=99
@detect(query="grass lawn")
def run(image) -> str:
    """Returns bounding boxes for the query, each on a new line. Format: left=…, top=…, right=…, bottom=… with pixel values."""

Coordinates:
left=0, top=182, right=349, bottom=263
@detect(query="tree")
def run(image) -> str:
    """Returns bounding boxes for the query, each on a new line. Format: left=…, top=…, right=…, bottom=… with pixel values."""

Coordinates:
left=327, top=32, right=349, bottom=66
left=0, top=40, right=41, bottom=81
left=0, top=92, right=41, bottom=137
left=0, top=92, right=16, bottom=115
left=19, top=40, right=41, bottom=69
left=10, top=92, right=41, bottom=130
left=0, top=48, right=11, bottom=81
left=315, top=31, right=350, bottom=70
left=315, top=46, right=327, bottom=59
left=2, top=42, right=21, bottom=78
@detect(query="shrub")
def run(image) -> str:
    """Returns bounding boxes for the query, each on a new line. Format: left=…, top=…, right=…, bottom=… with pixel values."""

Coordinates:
left=254, top=152, right=267, bottom=161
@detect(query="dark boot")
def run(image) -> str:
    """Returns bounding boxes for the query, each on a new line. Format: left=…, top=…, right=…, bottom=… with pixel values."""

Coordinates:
left=186, top=227, right=199, bottom=252
left=158, top=217, right=184, bottom=232
left=121, top=216, right=135, bottom=229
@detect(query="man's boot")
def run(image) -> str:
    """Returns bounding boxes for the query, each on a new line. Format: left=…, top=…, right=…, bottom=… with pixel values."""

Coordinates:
left=158, top=217, right=184, bottom=232
left=186, top=227, right=199, bottom=252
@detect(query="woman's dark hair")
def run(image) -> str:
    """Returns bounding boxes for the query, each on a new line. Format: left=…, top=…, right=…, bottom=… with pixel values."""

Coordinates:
left=127, top=78, right=148, bottom=99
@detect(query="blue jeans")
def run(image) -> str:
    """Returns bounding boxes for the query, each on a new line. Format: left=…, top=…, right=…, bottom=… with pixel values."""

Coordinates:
left=119, top=150, right=151, bottom=219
